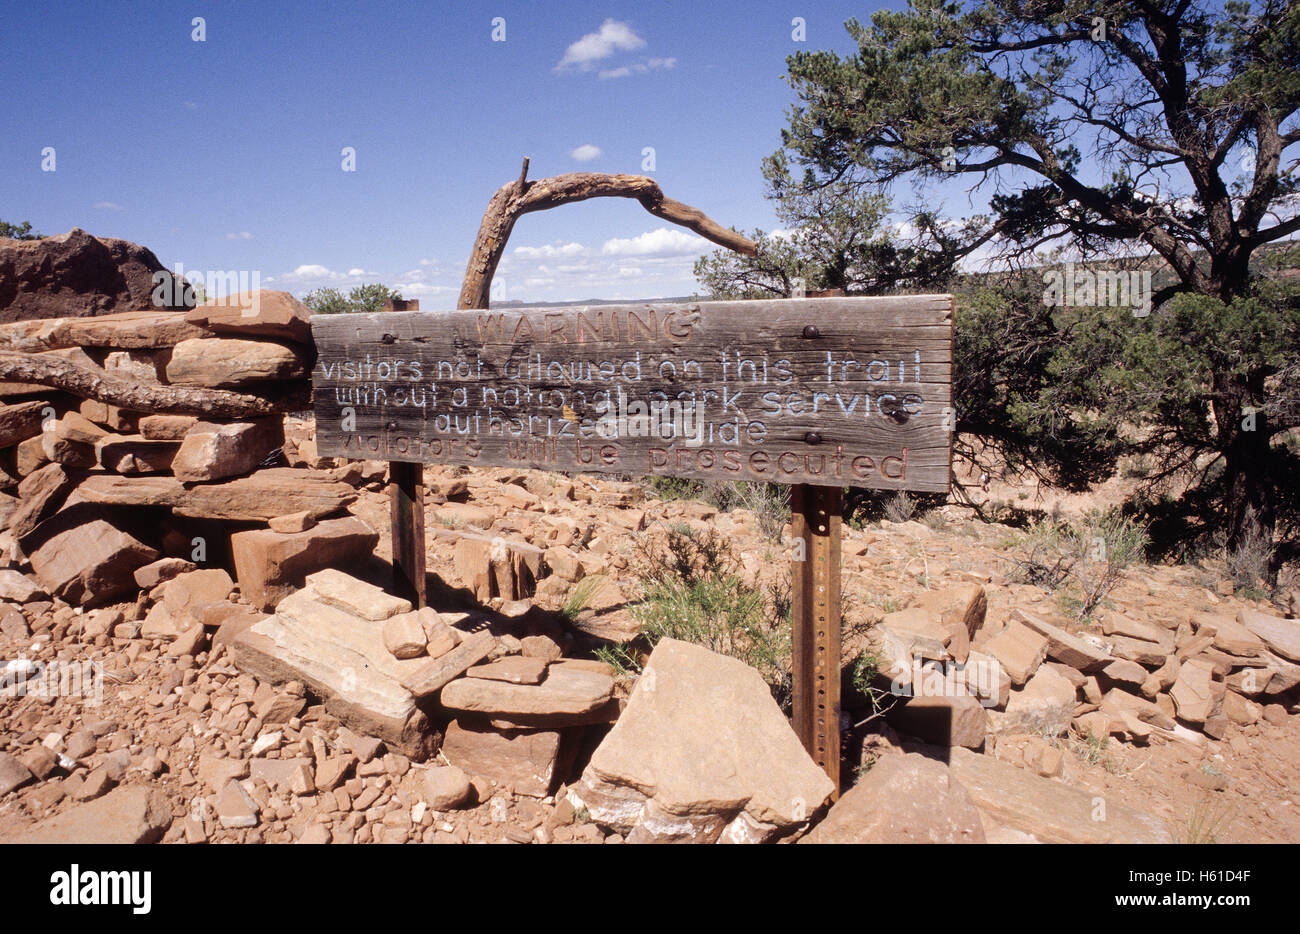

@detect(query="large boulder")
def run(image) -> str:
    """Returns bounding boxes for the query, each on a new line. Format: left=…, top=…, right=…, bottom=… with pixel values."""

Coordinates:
left=570, top=639, right=834, bottom=843
left=0, top=228, right=188, bottom=322
left=802, top=753, right=986, bottom=844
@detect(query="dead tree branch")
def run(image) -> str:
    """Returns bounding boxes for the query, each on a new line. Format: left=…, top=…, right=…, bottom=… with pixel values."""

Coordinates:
left=0, top=350, right=304, bottom=417
left=457, top=159, right=758, bottom=309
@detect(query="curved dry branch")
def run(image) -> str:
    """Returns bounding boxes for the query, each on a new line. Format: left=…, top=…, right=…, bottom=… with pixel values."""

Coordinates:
left=0, top=350, right=305, bottom=418
left=458, top=161, right=758, bottom=310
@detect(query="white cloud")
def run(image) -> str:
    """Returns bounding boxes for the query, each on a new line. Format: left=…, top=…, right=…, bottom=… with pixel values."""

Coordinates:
left=570, top=144, right=602, bottom=162
left=514, top=241, right=586, bottom=259
left=225, top=231, right=254, bottom=240
left=94, top=201, right=123, bottom=211
left=598, top=57, right=676, bottom=79
left=556, top=19, right=644, bottom=72
left=183, top=101, right=198, bottom=111
left=346, top=267, right=366, bottom=276
left=601, top=227, right=708, bottom=256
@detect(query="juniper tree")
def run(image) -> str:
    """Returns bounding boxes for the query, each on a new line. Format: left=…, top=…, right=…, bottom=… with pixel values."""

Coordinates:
left=775, top=0, right=1300, bottom=558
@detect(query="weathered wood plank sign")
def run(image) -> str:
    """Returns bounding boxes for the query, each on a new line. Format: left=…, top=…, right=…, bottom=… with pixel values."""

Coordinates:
left=310, top=295, right=953, bottom=490
left=311, top=294, right=953, bottom=796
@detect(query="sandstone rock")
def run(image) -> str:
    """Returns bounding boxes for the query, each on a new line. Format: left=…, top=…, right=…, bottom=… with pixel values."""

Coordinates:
left=170, top=418, right=285, bottom=482
left=0, top=228, right=186, bottom=322
left=230, top=516, right=379, bottom=610
left=162, top=568, right=234, bottom=626
left=231, top=589, right=436, bottom=758
left=1102, top=614, right=1171, bottom=644
left=1001, top=665, right=1078, bottom=737
left=138, top=414, right=198, bottom=440
left=1170, top=658, right=1220, bottom=724
left=984, top=620, right=1050, bottom=686
left=101, top=348, right=167, bottom=384
left=467, top=657, right=549, bottom=685
left=215, top=780, right=260, bottom=829
left=167, top=337, right=309, bottom=387
left=0, top=751, right=35, bottom=795
left=132, top=556, right=195, bottom=589
left=1193, top=614, right=1267, bottom=656
left=1011, top=609, right=1110, bottom=673
left=439, top=664, right=613, bottom=721
left=383, top=612, right=428, bottom=660
left=947, top=747, right=1170, bottom=843
left=0, top=785, right=173, bottom=844
left=889, top=694, right=987, bottom=748
left=422, top=765, right=473, bottom=810
left=440, top=719, right=562, bottom=799
left=93, top=434, right=179, bottom=474
left=166, top=623, right=206, bottom=657
left=454, top=537, right=494, bottom=602
left=1238, top=609, right=1300, bottom=663
left=26, top=509, right=158, bottom=606
left=77, top=469, right=358, bottom=521
left=0, top=569, right=43, bottom=602
left=572, top=639, right=834, bottom=843
left=421, top=613, right=463, bottom=659
left=545, top=545, right=585, bottom=582
left=399, top=628, right=499, bottom=698
left=1109, top=634, right=1174, bottom=666
left=185, top=290, right=313, bottom=343
left=432, top=502, right=494, bottom=529
left=15, top=435, right=48, bottom=475
left=0, top=400, right=48, bottom=448
left=911, top=583, right=987, bottom=641
left=9, top=463, right=83, bottom=539
left=1100, top=658, right=1149, bottom=688
left=268, top=511, right=315, bottom=533
left=306, top=568, right=411, bottom=620
left=802, top=753, right=985, bottom=844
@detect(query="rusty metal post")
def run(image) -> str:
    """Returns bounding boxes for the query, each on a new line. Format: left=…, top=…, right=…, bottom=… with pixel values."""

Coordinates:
left=390, top=461, right=426, bottom=608
left=791, top=483, right=842, bottom=798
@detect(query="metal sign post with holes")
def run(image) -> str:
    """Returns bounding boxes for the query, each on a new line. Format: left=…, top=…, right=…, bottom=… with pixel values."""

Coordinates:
left=310, top=294, right=954, bottom=794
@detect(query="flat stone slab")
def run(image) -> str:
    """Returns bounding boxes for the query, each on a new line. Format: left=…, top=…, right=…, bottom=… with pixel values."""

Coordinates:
left=0, top=310, right=206, bottom=352
left=1, top=784, right=173, bottom=844
left=231, top=588, right=436, bottom=759
left=948, top=747, right=1171, bottom=843
left=1239, top=609, right=1300, bottom=663
left=466, top=657, right=549, bottom=685
left=76, top=468, right=357, bottom=521
left=440, top=664, right=613, bottom=718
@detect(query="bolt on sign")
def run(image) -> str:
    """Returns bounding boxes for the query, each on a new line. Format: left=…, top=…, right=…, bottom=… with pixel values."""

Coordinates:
left=310, top=295, right=953, bottom=490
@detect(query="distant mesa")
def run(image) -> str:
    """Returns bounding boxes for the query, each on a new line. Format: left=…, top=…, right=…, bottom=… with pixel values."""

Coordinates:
left=0, top=228, right=189, bottom=323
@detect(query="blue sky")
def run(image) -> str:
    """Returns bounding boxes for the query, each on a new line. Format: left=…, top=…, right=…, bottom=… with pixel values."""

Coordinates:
left=1, top=0, right=941, bottom=304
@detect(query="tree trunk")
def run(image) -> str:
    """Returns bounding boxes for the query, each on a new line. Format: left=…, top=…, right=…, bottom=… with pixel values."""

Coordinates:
left=0, top=350, right=305, bottom=417
left=1215, top=368, right=1275, bottom=574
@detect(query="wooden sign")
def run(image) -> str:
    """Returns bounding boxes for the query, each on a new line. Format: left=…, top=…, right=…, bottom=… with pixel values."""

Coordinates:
left=310, top=295, right=953, bottom=492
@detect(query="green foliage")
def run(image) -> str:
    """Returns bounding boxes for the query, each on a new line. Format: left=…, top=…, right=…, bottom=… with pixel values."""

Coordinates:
left=769, top=0, right=1300, bottom=561
left=630, top=524, right=791, bottom=698
left=561, top=575, right=606, bottom=623
left=1014, top=508, right=1150, bottom=618
left=693, top=152, right=972, bottom=299
left=0, top=218, right=42, bottom=240
left=302, top=283, right=403, bottom=315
